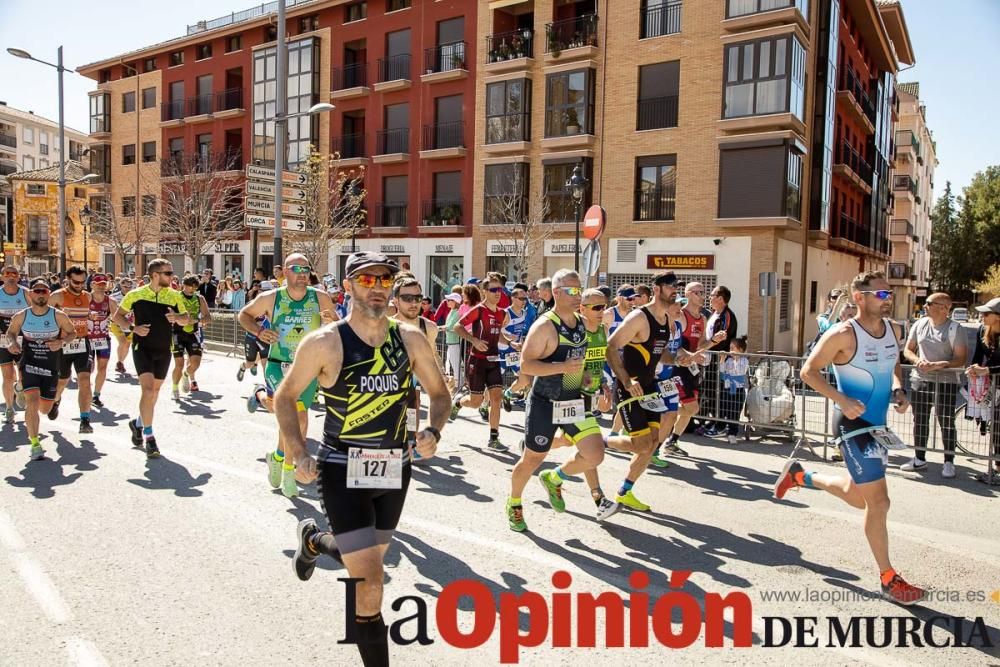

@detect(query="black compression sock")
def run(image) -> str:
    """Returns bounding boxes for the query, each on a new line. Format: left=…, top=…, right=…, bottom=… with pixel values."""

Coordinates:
left=353, top=613, right=389, bottom=667
left=490, top=429, right=499, bottom=439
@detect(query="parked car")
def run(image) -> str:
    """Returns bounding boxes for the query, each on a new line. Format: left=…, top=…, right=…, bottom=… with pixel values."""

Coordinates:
left=952, top=307, right=969, bottom=323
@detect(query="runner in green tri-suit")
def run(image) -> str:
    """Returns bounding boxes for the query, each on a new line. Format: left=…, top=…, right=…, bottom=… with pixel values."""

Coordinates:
left=238, top=253, right=336, bottom=498
left=170, top=276, right=212, bottom=398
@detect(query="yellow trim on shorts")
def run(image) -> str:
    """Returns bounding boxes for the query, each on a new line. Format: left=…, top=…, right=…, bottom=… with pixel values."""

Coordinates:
left=566, top=418, right=602, bottom=445
left=295, top=400, right=307, bottom=412
left=626, top=426, right=651, bottom=437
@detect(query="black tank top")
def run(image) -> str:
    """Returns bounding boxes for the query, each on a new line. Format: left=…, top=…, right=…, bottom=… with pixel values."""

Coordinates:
left=319, top=319, right=412, bottom=462
left=621, top=306, right=673, bottom=389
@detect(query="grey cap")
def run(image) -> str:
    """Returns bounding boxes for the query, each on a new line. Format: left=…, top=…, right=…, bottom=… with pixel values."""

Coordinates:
left=975, top=297, right=1000, bottom=314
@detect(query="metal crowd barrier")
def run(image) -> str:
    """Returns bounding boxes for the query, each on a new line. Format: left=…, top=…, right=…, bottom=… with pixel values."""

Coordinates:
left=694, top=350, right=999, bottom=485
left=200, top=308, right=243, bottom=357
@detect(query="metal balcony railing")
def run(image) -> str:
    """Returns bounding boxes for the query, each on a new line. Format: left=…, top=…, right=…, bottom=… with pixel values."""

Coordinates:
left=890, top=219, right=914, bottom=237
left=838, top=140, right=873, bottom=184
left=216, top=87, right=243, bottom=111
left=378, top=54, right=411, bottom=83
left=840, top=67, right=876, bottom=125
left=422, top=121, right=464, bottom=150
left=634, top=188, right=676, bottom=221
left=0, top=134, right=16, bottom=148
left=833, top=212, right=871, bottom=247
left=486, top=29, right=533, bottom=63
left=332, top=133, right=366, bottom=160
left=161, top=100, right=185, bottom=122
left=893, top=174, right=918, bottom=196
left=641, top=2, right=681, bottom=39
left=373, top=202, right=408, bottom=227
left=333, top=63, right=368, bottom=90
left=637, top=95, right=679, bottom=130
left=424, top=41, right=466, bottom=73
left=421, top=199, right=463, bottom=226
left=376, top=128, right=409, bottom=155
left=545, top=14, right=598, bottom=53
left=188, top=93, right=213, bottom=116
left=0, top=164, right=17, bottom=177
left=888, top=262, right=910, bottom=280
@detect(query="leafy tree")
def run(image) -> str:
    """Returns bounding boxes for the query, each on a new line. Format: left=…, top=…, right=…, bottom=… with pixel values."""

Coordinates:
left=974, top=264, right=1000, bottom=300
left=961, top=165, right=1000, bottom=275
left=928, top=181, right=958, bottom=292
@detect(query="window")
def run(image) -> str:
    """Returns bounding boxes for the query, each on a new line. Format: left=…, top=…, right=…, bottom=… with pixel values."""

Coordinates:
left=299, top=15, right=319, bottom=32
left=91, top=145, right=111, bottom=183
left=197, top=133, right=212, bottom=163
left=27, top=215, right=48, bottom=250
left=74, top=187, right=86, bottom=199
left=39, top=132, right=48, bottom=155
left=637, top=61, right=679, bottom=130
left=138, top=88, right=155, bottom=110
left=142, top=141, right=156, bottom=163
left=122, top=196, right=136, bottom=216
left=379, top=175, right=408, bottom=227
left=809, top=280, right=818, bottom=313
left=169, top=137, right=184, bottom=158
left=197, top=44, right=212, bottom=60
left=27, top=184, right=46, bottom=196
left=142, top=195, right=157, bottom=216
left=264, top=25, right=278, bottom=42
left=252, top=38, right=319, bottom=167
left=121, top=144, right=135, bottom=166
left=90, top=93, right=110, bottom=133
left=544, top=160, right=593, bottom=223
left=22, top=126, right=33, bottom=144
left=634, top=155, right=677, bottom=221
left=39, top=159, right=48, bottom=168
left=345, top=2, right=367, bottom=22
left=380, top=102, right=409, bottom=153
left=545, top=69, right=594, bottom=137
left=143, top=57, right=157, bottom=73
left=23, top=155, right=34, bottom=170
left=195, top=74, right=213, bottom=115
left=122, top=91, right=136, bottom=113
left=484, top=163, right=528, bottom=225
left=723, top=34, right=806, bottom=120
left=429, top=171, right=461, bottom=223
left=785, top=148, right=802, bottom=218
left=169, top=50, right=184, bottom=67
left=486, top=79, right=530, bottom=144
left=226, top=35, right=242, bottom=53
left=718, top=140, right=802, bottom=220
left=727, top=0, right=809, bottom=20
left=641, top=0, right=682, bottom=39
left=779, top=278, right=792, bottom=332
left=387, top=0, right=410, bottom=10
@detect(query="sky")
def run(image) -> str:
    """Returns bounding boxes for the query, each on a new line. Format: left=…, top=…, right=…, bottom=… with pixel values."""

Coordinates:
left=1, top=0, right=997, bottom=200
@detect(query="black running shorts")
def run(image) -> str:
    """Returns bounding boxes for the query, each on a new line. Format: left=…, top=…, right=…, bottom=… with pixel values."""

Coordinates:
left=466, top=355, right=503, bottom=394
left=133, top=345, right=173, bottom=380
left=317, top=459, right=411, bottom=555
left=0, top=347, right=20, bottom=366
left=59, top=351, right=93, bottom=379
left=21, top=367, right=58, bottom=402
left=615, top=380, right=662, bottom=437
left=243, top=334, right=269, bottom=363
left=171, top=331, right=203, bottom=358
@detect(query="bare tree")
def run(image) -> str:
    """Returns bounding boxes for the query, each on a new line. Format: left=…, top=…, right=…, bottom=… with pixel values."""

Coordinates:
left=85, top=196, right=159, bottom=274
left=285, top=150, right=367, bottom=272
left=486, top=166, right=552, bottom=280
left=159, top=151, right=245, bottom=270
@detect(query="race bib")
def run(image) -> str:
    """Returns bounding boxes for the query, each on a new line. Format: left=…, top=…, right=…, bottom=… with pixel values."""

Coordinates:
left=658, top=378, right=679, bottom=398
left=689, top=363, right=700, bottom=377
left=346, top=447, right=403, bottom=489
left=90, top=337, right=109, bottom=351
left=505, top=351, right=520, bottom=366
left=486, top=355, right=501, bottom=363
left=871, top=428, right=907, bottom=451
left=406, top=407, right=418, bottom=431
left=552, top=398, right=585, bottom=425
left=63, top=338, right=87, bottom=354
left=281, top=361, right=292, bottom=373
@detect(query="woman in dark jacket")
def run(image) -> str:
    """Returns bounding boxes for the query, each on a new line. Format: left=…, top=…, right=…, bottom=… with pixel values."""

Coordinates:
left=967, top=299, right=1000, bottom=476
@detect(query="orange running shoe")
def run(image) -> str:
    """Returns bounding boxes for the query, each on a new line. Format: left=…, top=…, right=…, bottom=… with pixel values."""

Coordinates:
left=881, top=573, right=926, bottom=606
left=773, top=459, right=804, bottom=499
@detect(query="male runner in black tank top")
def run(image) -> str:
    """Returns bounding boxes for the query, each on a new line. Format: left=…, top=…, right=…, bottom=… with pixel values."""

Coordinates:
left=275, top=252, right=450, bottom=667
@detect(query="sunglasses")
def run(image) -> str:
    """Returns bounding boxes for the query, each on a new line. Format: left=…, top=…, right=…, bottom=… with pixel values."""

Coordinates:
left=2, top=271, right=18, bottom=277
left=396, top=294, right=423, bottom=304
left=860, top=290, right=893, bottom=300
left=559, top=286, right=583, bottom=297
left=486, top=287, right=503, bottom=293
left=926, top=301, right=947, bottom=307
left=512, top=295, right=527, bottom=301
left=70, top=279, right=86, bottom=287
left=31, top=288, right=50, bottom=295
left=624, top=296, right=636, bottom=301
left=155, top=270, right=175, bottom=276
left=353, top=273, right=395, bottom=289
left=287, top=265, right=311, bottom=274
left=583, top=303, right=607, bottom=311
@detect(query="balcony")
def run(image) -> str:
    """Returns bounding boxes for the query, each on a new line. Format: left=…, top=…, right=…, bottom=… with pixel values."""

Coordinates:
left=722, top=0, right=810, bottom=33
left=28, top=239, right=50, bottom=253
left=374, top=54, right=411, bottom=92
left=637, top=95, right=678, bottom=131
left=541, top=104, right=596, bottom=150
left=830, top=212, right=868, bottom=252
left=187, top=93, right=214, bottom=121
left=890, top=219, right=913, bottom=238
left=160, top=100, right=185, bottom=126
left=372, top=202, right=408, bottom=232
left=421, top=42, right=468, bottom=83
left=484, top=112, right=530, bottom=154
left=0, top=163, right=16, bottom=177
left=837, top=67, right=876, bottom=135
left=888, top=262, right=912, bottom=281
left=485, top=29, right=534, bottom=74
left=641, top=2, right=682, bottom=39
left=0, top=134, right=15, bottom=149
left=893, top=174, right=918, bottom=201
left=420, top=121, right=465, bottom=159
left=834, top=140, right=873, bottom=194
left=544, top=14, right=598, bottom=63
left=331, top=64, right=370, bottom=99
left=160, top=149, right=244, bottom=177
left=214, top=87, right=245, bottom=118
left=373, top=128, right=409, bottom=164
left=894, top=129, right=922, bottom=165
left=90, top=116, right=111, bottom=138
left=331, top=133, right=368, bottom=166
left=419, top=199, right=463, bottom=232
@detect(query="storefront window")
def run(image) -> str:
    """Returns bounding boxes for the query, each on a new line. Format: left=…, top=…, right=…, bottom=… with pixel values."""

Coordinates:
left=427, top=256, right=464, bottom=304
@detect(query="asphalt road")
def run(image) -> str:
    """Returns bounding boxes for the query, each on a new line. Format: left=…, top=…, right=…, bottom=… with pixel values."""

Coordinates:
left=0, top=347, right=997, bottom=666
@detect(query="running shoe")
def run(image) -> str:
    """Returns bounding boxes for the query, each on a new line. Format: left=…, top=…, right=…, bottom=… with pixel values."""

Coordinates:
left=128, top=419, right=143, bottom=449
left=727, top=435, right=738, bottom=445
left=172, top=387, right=180, bottom=401
left=250, top=365, right=258, bottom=376
left=247, top=386, right=264, bottom=414
left=14, top=383, right=25, bottom=409
left=773, top=459, right=804, bottom=500
left=650, top=453, right=671, bottom=468
left=237, top=367, right=246, bottom=382
left=145, top=437, right=161, bottom=459
left=79, top=418, right=93, bottom=434
left=30, top=443, right=45, bottom=461
left=189, top=381, right=200, bottom=393
left=502, top=391, right=512, bottom=413
left=538, top=471, right=566, bottom=512
left=265, top=451, right=282, bottom=489
left=115, top=361, right=126, bottom=374
left=506, top=499, right=527, bottom=532
left=662, top=441, right=688, bottom=456
left=595, top=497, right=621, bottom=522
left=900, top=458, right=927, bottom=472
left=478, top=404, right=489, bottom=422
left=449, top=403, right=460, bottom=421
left=91, top=396, right=104, bottom=409
left=942, top=462, right=956, bottom=479
left=881, top=573, right=926, bottom=606
left=281, top=466, right=298, bottom=498
left=616, top=490, right=650, bottom=512
left=181, top=372, right=191, bottom=393
left=4, top=406, right=14, bottom=425
left=486, top=437, right=508, bottom=452
left=47, top=399, right=59, bottom=420
left=293, top=519, right=321, bottom=581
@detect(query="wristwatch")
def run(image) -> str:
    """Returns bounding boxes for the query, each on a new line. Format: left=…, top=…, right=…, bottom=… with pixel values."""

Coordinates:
left=424, top=426, right=441, bottom=443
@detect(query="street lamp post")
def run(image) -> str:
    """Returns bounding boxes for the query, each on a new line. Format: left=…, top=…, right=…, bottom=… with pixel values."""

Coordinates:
left=564, top=163, right=589, bottom=273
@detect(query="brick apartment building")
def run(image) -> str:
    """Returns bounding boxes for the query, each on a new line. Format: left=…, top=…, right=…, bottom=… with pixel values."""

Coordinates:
left=471, top=0, right=914, bottom=351
left=887, top=81, right=936, bottom=319
left=78, top=0, right=476, bottom=302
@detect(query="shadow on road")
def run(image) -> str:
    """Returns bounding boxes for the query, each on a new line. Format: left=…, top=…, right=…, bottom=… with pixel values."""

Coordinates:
left=128, top=457, right=212, bottom=497
left=172, top=400, right=227, bottom=419
left=410, top=455, right=495, bottom=503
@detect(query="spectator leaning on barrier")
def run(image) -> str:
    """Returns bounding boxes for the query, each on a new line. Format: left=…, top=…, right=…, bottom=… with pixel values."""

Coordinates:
left=899, top=292, right=967, bottom=479
left=968, top=297, right=1000, bottom=476
left=703, top=285, right=739, bottom=434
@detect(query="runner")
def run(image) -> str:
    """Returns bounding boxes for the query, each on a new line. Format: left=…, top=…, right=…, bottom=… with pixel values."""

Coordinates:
left=450, top=272, right=508, bottom=451
left=48, top=266, right=95, bottom=433
left=0, top=265, right=29, bottom=424
left=542, top=286, right=621, bottom=522
left=601, top=284, right=636, bottom=426
left=236, top=281, right=274, bottom=382
left=662, top=281, right=710, bottom=456
left=499, top=283, right=532, bottom=412
left=238, top=253, right=335, bottom=498
left=649, top=294, right=690, bottom=465
left=112, top=259, right=191, bottom=459
left=774, top=271, right=924, bottom=606
left=390, top=275, right=438, bottom=463
left=109, top=276, right=134, bottom=374
left=6, top=279, right=77, bottom=461
left=87, top=274, right=117, bottom=409
left=282, top=252, right=449, bottom=667
left=606, top=272, right=725, bottom=511
left=170, top=276, right=212, bottom=399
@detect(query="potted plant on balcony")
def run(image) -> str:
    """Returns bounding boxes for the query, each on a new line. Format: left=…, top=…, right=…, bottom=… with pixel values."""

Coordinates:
left=423, top=211, right=441, bottom=227
left=497, top=40, right=510, bottom=62
left=509, top=35, right=523, bottom=59
left=451, top=53, right=465, bottom=70
left=547, top=31, right=561, bottom=58
left=440, top=204, right=460, bottom=226
left=564, top=107, right=580, bottom=135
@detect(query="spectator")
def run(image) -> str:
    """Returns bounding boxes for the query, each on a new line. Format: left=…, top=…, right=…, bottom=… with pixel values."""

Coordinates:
left=218, top=277, right=236, bottom=308
left=899, top=292, right=967, bottom=479
left=443, top=293, right=464, bottom=385
left=968, top=297, right=1000, bottom=478
left=634, top=284, right=652, bottom=307
left=719, top=336, right=750, bottom=444
left=459, top=283, right=481, bottom=319
left=817, top=289, right=843, bottom=335
left=432, top=285, right=462, bottom=324
left=535, top=277, right=553, bottom=316
left=420, top=297, right=435, bottom=321
left=702, top=285, right=739, bottom=433
left=528, top=284, right=541, bottom=309
left=248, top=268, right=266, bottom=300
left=272, top=264, right=284, bottom=286
left=230, top=278, right=247, bottom=311
left=199, top=269, right=218, bottom=307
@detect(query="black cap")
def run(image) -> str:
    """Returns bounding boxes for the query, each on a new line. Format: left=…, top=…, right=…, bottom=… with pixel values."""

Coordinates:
left=344, top=252, right=399, bottom=278
left=653, top=271, right=677, bottom=286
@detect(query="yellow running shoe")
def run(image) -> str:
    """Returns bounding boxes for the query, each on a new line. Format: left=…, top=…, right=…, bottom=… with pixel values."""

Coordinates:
left=616, top=489, right=650, bottom=512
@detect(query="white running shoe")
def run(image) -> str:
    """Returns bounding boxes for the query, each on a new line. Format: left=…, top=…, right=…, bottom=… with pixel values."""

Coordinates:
left=596, top=497, right=621, bottom=522
left=900, top=457, right=927, bottom=473
left=942, top=462, right=956, bottom=479
left=181, top=372, right=191, bottom=394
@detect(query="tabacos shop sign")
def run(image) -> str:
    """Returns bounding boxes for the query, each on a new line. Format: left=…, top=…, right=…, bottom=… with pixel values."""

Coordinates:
left=646, top=254, right=715, bottom=271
